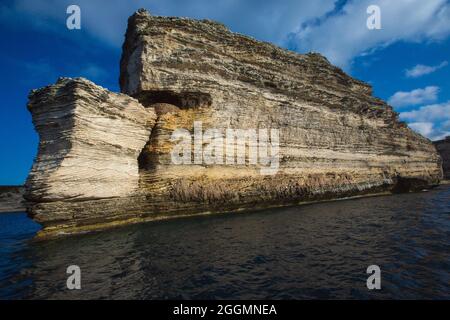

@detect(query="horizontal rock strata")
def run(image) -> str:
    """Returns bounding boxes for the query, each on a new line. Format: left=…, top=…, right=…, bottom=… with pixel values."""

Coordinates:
left=25, top=78, right=156, bottom=228
left=26, top=9, right=442, bottom=237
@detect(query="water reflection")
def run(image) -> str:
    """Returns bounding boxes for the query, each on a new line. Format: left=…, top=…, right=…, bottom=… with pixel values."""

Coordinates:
left=1, top=185, right=449, bottom=299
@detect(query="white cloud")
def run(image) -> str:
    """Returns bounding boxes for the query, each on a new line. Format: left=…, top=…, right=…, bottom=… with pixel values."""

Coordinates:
left=400, top=101, right=450, bottom=140
left=388, top=86, right=439, bottom=108
left=408, top=122, right=434, bottom=137
left=400, top=101, right=450, bottom=122
left=5, top=0, right=335, bottom=47
left=288, top=0, right=450, bottom=68
left=5, top=0, right=450, bottom=68
left=408, top=122, right=449, bottom=140
left=405, top=61, right=448, bottom=78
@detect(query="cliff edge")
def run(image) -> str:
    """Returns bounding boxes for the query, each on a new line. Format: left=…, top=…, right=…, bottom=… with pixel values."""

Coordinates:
left=25, top=9, right=442, bottom=238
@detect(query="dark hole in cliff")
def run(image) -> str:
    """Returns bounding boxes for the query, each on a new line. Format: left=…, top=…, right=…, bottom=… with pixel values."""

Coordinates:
left=136, top=90, right=212, bottom=109
left=138, top=128, right=159, bottom=170
left=138, top=146, right=152, bottom=170
left=136, top=90, right=212, bottom=170
left=137, top=90, right=212, bottom=170
left=391, top=176, right=431, bottom=193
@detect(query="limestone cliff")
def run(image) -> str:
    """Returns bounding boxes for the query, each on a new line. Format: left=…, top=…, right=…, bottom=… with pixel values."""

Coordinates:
left=434, top=137, right=450, bottom=179
left=25, top=78, right=156, bottom=229
left=25, top=10, right=442, bottom=238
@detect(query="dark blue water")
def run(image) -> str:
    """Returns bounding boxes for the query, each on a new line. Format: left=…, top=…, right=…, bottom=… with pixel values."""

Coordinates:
left=1, top=185, right=449, bottom=299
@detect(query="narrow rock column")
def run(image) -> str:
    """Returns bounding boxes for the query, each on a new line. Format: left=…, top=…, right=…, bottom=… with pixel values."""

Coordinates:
left=25, top=78, right=156, bottom=227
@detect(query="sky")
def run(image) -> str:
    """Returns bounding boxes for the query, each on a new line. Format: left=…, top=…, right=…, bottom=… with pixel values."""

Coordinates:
left=0, top=0, right=449, bottom=185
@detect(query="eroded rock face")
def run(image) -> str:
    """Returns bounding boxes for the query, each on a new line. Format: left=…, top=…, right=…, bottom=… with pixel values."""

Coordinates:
left=25, top=78, right=156, bottom=228
left=120, top=10, right=441, bottom=197
left=434, top=137, right=450, bottom=179
left=26, top=10, right=442, bottom=237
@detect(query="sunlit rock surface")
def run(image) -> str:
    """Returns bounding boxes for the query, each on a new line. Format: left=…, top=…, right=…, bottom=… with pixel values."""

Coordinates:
left=26, top=10, right=442, bottom=237
left=25, top=78, right=156, bottom=229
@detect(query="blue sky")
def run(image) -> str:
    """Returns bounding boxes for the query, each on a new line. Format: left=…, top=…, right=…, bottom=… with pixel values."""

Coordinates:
left=0, top=0, right=449, bottom=185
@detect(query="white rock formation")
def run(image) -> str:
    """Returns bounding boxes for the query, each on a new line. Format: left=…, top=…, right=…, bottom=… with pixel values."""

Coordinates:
left=26, top=78, right=156, bottom=202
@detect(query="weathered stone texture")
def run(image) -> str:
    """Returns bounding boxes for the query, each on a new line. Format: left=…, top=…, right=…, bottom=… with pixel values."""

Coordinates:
left=120, top=10, right=441, bottom=194
left=25, top=10, right=442, bottom=237
left=25, top=78, right=156, bottom=226
left=434, top=136, right=450, bottom=179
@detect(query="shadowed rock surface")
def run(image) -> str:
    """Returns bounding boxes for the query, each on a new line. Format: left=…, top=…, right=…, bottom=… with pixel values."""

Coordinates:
left=434, top=136, right=450, bottom=180
left=0, top=186, right=26, bottom=213
left=25, top=9, right=442, bottom=238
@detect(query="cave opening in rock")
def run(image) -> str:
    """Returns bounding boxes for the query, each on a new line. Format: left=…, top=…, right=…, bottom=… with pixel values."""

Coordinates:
left=138, top=128, right=158, bottom=171
left=137, top=90, right=213, bottom=170
left=136, top=90, right=212, bottom=109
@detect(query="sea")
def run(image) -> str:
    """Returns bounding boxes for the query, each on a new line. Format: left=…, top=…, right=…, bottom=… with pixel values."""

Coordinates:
left=0, top=185, right=449, bottom=299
